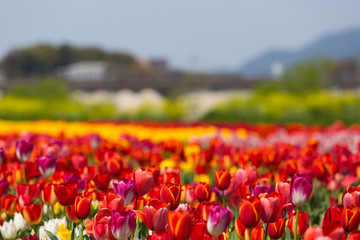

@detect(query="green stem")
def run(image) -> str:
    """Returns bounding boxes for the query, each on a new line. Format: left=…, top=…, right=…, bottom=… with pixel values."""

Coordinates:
left=294, top=208, right=299, bottom=240
left=80, top=220, right=84, bottom=240
left=248, top=228, right=251, bottom=240
left=67, top=205, right=73, bottom=230
left=134, top=195, right=139, bottom=210
left=264, top=222, right=269, bottom=240
left=222, top=190, right=225, bottom=206
left=213, top=237, right=216, bottom=240
left=22, top=163, right=26, bottom=184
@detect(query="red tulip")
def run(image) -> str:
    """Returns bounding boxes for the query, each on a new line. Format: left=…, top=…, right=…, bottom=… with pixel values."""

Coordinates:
left=168, top=210, right=193, bottom=240
left=234, top=218, right=247, bottom=240
left=136, top=199, right=169, bottom=232
left=133, top=168, right=154, bottom=196
left=22, top=202, right=42, bottom=225
left=195, top=182, right=211, bottom=202
left=160, top=183, right=181, bottom=210
left=94, top=172, right=111, bottom=191
left=2, top=194, right=17, bottom=216
left=74, top=195, right=92, bottom=220
left=260, top=192, right=282, bottom=223
left=98, top=192, right=124, bottom=213
left=214, top=170, right=231, bottom=190
left=41, top=183, right=57, bottom=206
left=268, top=217, right=285, bottom=239
left=183, top=184, right=196, bottom=203
left=304, top=226, right=324, bottom=240
left=239, top=196, right=262, bottom=229
left=54, top=182, right=78, bottom=206
left=348, top=230, right=360, bottom=240
left=321, top=205, right=343, bottom=227
left=342, top=186, right=360, bottom=207
left=287, top=209, right=309, bottom=239
left=341, top=204, right=360, bottom=232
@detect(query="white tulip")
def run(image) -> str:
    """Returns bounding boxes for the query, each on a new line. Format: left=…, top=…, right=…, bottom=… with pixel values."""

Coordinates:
left=14, top=212, right=27, bottom=232
left=39, top=217, right=67, bottom=240
left=0, top=220, right=17, bottom=240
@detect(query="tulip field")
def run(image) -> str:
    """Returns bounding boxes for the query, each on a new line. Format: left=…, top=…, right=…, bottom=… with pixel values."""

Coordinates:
left=1, top=120, right=360, bottom=240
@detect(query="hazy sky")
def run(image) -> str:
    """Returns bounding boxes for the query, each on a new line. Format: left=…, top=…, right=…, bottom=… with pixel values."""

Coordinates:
left=1, top=1, right=360, bottom=72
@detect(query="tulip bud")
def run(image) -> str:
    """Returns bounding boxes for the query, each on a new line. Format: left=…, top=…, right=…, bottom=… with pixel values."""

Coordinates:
left=94, top=172, right=111, bottom=191
left=22, top=202, right=42, bottom=226
left=54, top=183, right=78, bottom=206
left=321, top=205, right=343, bottom=227
left=214, top=169, right=231, bottom=190
left=110, top=210, right=136, bottom=240
left=341, top=204, right=360, bottom=232
left=275, top=181, right=293, bottom=211
left=36, top=155, right=58, bottom=178
left=207, top=204, right=233, bottom=237
left=74, top=195, right=92, bottom=220
left=287, top=209, right=309, bottom=239
left=16, top=140, right=34, bottom=162
left=195, top=182, right=211, bottom=202
left=268, top=217, right=285, bottom=239
left=2, top=194, right=17, bottom=216
left=41, top=183, right=57, bottom=206
left=113, top=179, right=136, bottom=206
left=290, top=173, right=313, bottom=207
left=160, top=183, right=181, bottom=210
left=260, top=192, right=282, bottom=223
left=168, top=210, right=193, bottom=240
left=133, top=168, right=154, bottom=196
left=183, top=184, right=196, bottom=203
left=239, top=196, right=262, bottom=229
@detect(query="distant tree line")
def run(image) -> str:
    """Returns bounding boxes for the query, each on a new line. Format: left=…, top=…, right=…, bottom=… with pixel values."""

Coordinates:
left=0, top=44, right=138, bottom=78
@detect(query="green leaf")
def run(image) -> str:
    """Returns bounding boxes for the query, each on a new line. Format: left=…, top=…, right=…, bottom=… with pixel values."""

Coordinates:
left=71, top=226, right=75, bottom=240
left=44, top=229, right=59, bottom=240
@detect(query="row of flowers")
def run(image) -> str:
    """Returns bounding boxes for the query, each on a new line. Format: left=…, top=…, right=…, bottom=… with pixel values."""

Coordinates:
left=1, top=122, right=360, bottom=239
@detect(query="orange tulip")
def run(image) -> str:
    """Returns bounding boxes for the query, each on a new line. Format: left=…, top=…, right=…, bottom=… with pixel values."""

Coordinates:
left=268, top=217, right=285, bottom=239
left=2, top=194, right=17, bottom=216
left=74, top=195, right=92, bottom=220
left=22, top=202, right=42, bottom=225
left=341, top=204, right=360, bottom=232
left=239, top=196, right=262, bottom=229
left=160, top=183, right=181, bottom=210
left=168, top=210, right=193, bottom=240
left=195, top=182, right=211, bottom=202
left=41, top=183, right=57, bottom=206
left=214, top=169, right=231, bottom=190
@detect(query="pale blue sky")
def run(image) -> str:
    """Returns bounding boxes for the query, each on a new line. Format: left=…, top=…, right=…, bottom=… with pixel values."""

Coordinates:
left=1, top=1, right=360, bottom=72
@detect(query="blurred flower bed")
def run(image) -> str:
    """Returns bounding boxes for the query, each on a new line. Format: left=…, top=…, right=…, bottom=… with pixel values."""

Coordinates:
left=0, top=121, right=360, bottom=239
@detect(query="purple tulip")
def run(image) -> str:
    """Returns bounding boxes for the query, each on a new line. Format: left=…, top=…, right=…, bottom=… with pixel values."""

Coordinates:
left=110, top=210, right=137, bottom=240
left=207, top=204, right=233, bottom=237
left=113, top=179, right=136, bottom=206
left=65, top=173, right=87, bottom=194
left=0, top=178, right=10, bottom=196
left=290, top=173, right=313, bottom=207
left=36, top=156, right=58, bottom=178
left=0, top=147, right=4, bottom=165
left=16, top=140, right=34, bottom=162
left=253, top=184, right=275, bottom=197
left=89, top=134, right=101, bottom=150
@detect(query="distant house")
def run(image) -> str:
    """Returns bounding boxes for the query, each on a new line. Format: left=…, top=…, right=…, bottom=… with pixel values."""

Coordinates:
left=330, top=59, right=360, bottom=88
left=138, top=58, right=169, bottom=73
left=59, top=61, right=108, bottom=82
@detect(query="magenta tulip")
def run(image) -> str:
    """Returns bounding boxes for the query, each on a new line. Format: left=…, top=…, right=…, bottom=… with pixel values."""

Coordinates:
left=207, top=204, right=233, bottom=237
left=110, top=210, right=137, bottom=240
left=113, top=179, right=136, bottom=206
left=16, top=140, right=34, bottom=162
left=65, top=173, right=87, bottom=194
left=290, top=173, right=313, bottom=207
left=36, top=156, right=58, bottom=178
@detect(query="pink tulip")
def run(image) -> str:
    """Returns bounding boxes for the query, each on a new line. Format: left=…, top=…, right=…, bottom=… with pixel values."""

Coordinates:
left=93, top=209, right=111, bottom=240
left=136, top=199, right=169, bottom=232
left=132, top=168, right=154, bottom=196
left=207, top=204, right=233, bottom=237
left=275, top=180, right=294, bottom=210
left=110, top=210, right=137, bottom=240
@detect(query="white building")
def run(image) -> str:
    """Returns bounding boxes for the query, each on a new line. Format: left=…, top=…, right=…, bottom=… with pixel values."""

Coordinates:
left=61, top=61, right=108, bottom=82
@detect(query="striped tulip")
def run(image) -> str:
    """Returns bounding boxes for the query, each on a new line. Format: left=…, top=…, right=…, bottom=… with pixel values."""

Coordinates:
left=239, top=196, right=262, bottom=229
left=214, top=169, right=231, bottom=190
left=168, top=210, right=193, bottom=240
